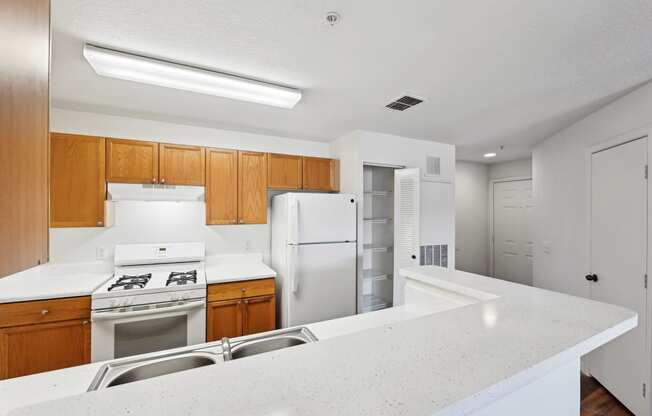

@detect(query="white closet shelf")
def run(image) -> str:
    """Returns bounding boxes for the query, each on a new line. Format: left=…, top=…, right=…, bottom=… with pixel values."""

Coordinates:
left=363, top=244, right=393, bottom=253
left=362, top=270, right=393, bottom=281
left=363, top=190, right=393, bottom=196
left=361, top=295, right=392, bottom=312
left=363, top=217, right=392, bottom=224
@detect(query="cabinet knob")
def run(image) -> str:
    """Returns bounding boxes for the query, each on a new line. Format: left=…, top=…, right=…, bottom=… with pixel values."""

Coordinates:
left=241, top=288, right=246, bottom=293
left=232, top=220, right=237, bottom=224
left=152, top=178, right=157, bottom=183
left=244, top=300, right=249, bottom=304
left=41, top=309, right=49, bottom=316
left=97, top=221, right=103, bottom=226
left=83, top=320, right=89, bottom=325
left=161, top=178, right=166, bottom=184
left=238, top=220, right=244, bottom=224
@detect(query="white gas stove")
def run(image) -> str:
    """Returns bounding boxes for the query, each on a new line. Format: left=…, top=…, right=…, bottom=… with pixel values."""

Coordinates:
left=91, top=242, right=207, bottom=362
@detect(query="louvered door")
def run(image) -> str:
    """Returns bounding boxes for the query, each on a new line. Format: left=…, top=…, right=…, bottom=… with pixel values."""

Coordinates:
left=393, top=168, right=420, bottom=306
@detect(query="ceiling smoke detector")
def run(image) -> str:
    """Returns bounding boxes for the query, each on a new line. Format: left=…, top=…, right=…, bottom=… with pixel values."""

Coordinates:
left=326, top=12, right=341, bottom=26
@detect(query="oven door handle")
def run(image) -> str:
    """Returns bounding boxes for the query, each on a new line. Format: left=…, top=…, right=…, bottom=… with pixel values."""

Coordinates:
left=92, top=300, right=206, bottom=321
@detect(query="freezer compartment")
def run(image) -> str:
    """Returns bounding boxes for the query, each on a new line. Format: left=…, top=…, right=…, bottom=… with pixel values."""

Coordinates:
left=287, top=193, right=357, bottom=244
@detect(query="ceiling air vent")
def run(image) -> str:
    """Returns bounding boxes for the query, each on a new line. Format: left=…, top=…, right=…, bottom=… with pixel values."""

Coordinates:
left=385, top=95, right=424, bottom=111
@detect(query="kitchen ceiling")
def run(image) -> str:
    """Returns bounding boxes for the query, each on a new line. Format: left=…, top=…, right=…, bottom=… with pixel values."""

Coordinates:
left=51, top=0, right=652, bottom=162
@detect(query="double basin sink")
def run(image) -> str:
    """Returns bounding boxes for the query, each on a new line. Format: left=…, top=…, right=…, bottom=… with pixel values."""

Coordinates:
left=88, top=327, right=317, bottom=391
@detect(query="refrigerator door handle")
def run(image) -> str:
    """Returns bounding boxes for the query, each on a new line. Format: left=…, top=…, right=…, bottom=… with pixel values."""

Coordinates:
left=289, top=199, right=299, bottom=244
left=288, top=245, right=299, bottom=293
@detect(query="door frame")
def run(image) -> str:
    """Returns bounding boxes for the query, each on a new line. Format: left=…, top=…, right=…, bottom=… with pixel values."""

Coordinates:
left=585, top=126, right=650, bottom=414
left=488, top=176, right=532, bottom=277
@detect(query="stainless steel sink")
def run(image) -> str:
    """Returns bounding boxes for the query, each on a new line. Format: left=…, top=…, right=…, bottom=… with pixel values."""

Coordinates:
left=88, top=349, right=222, bottom=391
left=224, top=327, right=317, bottom=360
left=88, top=327, right=317, bottom=391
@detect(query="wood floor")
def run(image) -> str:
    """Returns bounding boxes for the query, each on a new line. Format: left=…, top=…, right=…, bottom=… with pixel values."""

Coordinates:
left=581, top=374, right=633, bottom=416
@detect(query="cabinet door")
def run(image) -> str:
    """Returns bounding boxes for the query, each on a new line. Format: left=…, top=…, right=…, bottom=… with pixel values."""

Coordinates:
left=206, top=299, right=243, bottom=341
left=242, top=295, right=276, bottom=336
left=238, top=151, right=268, bottom=224
left=50, top=133, right=106, bottom=227
left=206, top=148, right=238, bottom=225
left=159, top=143, right=205, bottom=185
left=267, top=153, right=302, bottom=189
left=106, top=138, right=159, bottom=184
left=0, top=319, right=90, bottom=380
left=302, top=157, right=339, bottom=191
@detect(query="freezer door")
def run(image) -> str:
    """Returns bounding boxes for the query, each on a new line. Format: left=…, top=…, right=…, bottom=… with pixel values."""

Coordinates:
left=288, top=193, right=357, bottom=244
left=286, top=242, right=356, bottom=326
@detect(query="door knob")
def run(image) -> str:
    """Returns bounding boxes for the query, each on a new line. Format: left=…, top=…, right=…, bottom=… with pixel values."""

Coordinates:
left=585, top=274, right=598, bottom=282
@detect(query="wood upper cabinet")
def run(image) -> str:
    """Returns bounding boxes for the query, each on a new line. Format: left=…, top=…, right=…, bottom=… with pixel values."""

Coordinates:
left=302, top=157, right=340, bottom=191
left=0, top=296, right=91, bottom=380
left=106, top=138, right=159, bottom=184
left=206, top=278, right=275, bottom=342
left=0, top=0, right=50, bottom=277
left=238, top=151, right=268, bottom=224
left=159, top=143, right=205, bottom=185
left=206, top=148, right=238, bottom=225
left=267, top=153, right=302, bottom=189
left=50, top=133, right=106, bottom=227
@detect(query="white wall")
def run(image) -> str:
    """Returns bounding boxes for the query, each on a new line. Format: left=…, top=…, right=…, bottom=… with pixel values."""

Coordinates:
left=455, top=162, right=489, bottom=275
left=49, top=108, right=331, bottom=264
left=533, top=81, right=652, bottom=297
left=489, top=158, right=532, bottom=180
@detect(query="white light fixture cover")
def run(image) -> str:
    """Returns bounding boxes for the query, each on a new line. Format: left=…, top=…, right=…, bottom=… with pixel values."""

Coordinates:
left=483, top=152, right=497, bottom=158
left=83, top=44, right=302, bottom=109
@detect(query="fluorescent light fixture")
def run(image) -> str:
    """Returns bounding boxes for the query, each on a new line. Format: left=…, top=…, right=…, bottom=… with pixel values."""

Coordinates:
left=483, top=152, right=497, bottom=158
left=83, top=44, right=302, bottom=109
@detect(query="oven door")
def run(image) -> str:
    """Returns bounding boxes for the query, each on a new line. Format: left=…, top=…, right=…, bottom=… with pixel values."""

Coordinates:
left=91, top=300, right=206, bottom=362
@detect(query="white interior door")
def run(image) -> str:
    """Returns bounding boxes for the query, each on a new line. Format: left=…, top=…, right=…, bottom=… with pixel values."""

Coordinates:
left=393, top=168, right=420, bottom=306
left=588, top=137, right=647, bottom=416
left=492, top=179, right=534, bottom=285
left=287, top=242, right=356, bottom=326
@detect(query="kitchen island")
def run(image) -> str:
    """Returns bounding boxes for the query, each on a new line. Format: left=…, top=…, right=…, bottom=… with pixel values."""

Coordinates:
left=2, top=266, right=636, bottom=416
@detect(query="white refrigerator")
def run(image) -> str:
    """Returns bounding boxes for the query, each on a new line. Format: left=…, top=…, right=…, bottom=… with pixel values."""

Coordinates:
left=271, top=193, right=357, bottom=327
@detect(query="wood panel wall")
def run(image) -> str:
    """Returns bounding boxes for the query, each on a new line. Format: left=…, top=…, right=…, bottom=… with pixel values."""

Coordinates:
left=0, top=0, right=50, bottom=277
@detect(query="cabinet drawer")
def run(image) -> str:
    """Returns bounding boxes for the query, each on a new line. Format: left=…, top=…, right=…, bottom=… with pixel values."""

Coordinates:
left=208, top=278, right=275, bottom=302
left=0, top=297, right=91, bottom=328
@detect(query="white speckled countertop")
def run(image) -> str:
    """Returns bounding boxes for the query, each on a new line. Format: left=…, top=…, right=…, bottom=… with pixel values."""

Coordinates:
left=0, top=262, right=113, bottom=304
left=4, top=267, right=636, bottom=416
left=204, top=253, right=276, bottom=284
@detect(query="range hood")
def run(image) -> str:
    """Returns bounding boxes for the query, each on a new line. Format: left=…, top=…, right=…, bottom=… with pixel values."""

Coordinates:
left=107, top=183, right=205, bottom=201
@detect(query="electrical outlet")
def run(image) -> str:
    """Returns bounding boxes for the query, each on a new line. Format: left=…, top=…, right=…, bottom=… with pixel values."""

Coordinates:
left=96, top=246, right=106, bottom=260
left=245, top=240, right=252, bottom=252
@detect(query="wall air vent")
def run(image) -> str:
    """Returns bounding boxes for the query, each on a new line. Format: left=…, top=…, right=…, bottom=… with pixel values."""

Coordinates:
left=385, top=95, right=424, bottom=111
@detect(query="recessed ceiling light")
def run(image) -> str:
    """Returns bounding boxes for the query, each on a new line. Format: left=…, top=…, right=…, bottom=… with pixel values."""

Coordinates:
left=83, top=44, right=302, bottom=109
left=483, top=152, right=497, bottom=158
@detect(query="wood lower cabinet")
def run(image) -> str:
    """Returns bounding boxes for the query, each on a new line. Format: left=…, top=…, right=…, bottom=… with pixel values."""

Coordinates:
left=238, top=151, right=268, bottom=224
left=302, top=156, right=340, bottom=191
left=268, top=153, right=302, bottom=189
left=0, top=296, right=91, bottom=380
left=159, top=143, right=205, bottom=185
left=206, top=278, right=276, bottom=341
left=242, top=295, right=276, bottom=336
left=50, top=133, right=106, bottom=227
left=206, top=148, right=238, bottom=225
left=106, top=138, right=159, bottom=184
left=206, top=299, right=243, bottom=340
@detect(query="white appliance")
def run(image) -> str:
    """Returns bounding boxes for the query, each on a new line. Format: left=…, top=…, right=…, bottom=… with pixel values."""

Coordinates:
left=271, top=193, right=357, bottom=327
left=91, top=242, right=207, bottom=362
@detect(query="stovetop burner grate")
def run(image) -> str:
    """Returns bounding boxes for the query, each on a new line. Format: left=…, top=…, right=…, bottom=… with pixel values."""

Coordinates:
left=108, top=273, right=152, bottom=291
left=166, top=270, right=198, bottom=286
